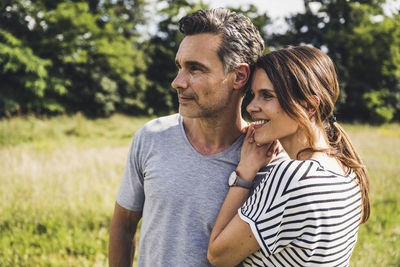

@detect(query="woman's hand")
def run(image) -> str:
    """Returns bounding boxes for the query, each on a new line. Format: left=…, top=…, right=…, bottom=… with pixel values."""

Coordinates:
left=237, top=124, right=278, bottom=181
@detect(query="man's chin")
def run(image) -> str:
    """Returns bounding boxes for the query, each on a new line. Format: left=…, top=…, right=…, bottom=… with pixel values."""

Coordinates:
left=179, top=110, right=199, bottom=119
left=179, top=106, right=195, bottom=117
left=179, top=106, right=216, bottom=119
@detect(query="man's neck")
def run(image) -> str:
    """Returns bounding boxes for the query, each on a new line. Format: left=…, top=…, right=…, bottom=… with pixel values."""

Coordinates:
left=182, top=112, right=246, bottom=156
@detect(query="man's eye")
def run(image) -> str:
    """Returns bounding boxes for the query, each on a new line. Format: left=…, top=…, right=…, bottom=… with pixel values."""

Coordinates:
left=190, top=66, right=200, bottom=72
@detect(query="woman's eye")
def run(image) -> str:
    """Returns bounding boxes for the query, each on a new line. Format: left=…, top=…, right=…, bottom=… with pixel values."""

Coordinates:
left=263, top=92, right=273, bottom=99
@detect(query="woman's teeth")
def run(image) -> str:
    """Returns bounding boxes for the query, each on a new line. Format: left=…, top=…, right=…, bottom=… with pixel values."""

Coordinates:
left=254, top=120, right=269, bottom=125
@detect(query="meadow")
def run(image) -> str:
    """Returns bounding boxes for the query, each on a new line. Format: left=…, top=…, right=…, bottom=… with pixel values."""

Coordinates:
left=0, top=114, right=399, bottom=266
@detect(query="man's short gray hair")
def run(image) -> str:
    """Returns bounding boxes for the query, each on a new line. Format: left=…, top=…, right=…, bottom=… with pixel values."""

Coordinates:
left=178, top=8, right=265, bottom=75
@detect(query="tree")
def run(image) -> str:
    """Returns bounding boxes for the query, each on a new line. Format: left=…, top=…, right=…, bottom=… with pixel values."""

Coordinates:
left=43, top=1, right=149, bottom=116
left=0, top=0, right=66, bottom=115
left=0, top=29, right=54, bottom=116
left=0, top=0, right=150, bottom=117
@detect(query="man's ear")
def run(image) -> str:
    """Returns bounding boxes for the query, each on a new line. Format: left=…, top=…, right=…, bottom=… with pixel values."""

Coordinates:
left=233, top=64, right=250, bottom=91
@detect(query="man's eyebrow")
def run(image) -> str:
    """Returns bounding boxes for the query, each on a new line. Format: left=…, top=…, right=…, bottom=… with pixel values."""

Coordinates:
left=185, top=61, right=207, bottom=69
left=175, top=60, right=210, bottom=71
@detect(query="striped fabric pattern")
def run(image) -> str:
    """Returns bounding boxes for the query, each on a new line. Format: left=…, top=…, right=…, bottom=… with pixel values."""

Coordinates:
left=239, top=160, right=362, bottom=267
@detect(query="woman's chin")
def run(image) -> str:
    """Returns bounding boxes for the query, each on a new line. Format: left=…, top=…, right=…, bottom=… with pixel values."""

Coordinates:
left=254, top=134, right=271, bottom=145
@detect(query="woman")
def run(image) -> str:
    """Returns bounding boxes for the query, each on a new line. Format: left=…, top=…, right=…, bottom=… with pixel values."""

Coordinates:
left=207, top=46, right=370, bottom=267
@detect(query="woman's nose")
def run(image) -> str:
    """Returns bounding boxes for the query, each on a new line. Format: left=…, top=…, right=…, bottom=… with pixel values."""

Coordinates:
left=246, top=97, right=260, bottom=114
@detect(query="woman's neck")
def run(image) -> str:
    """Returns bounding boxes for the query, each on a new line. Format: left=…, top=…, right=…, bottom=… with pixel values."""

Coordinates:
left=280, top=125, right=329, bottom=160
left=280, top=125, right=346, bottom=175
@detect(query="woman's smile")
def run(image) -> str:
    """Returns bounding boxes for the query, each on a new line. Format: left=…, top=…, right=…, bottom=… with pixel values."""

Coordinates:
left=253, top=119, right=269, bottom=129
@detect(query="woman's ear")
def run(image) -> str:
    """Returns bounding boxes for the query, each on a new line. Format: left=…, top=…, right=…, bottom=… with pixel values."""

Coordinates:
left=233, top=64, right=250, bottom=91
left=301, top=95, right=320, bottom=117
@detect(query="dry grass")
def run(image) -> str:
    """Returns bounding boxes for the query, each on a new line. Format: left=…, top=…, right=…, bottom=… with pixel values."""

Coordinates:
left=0, top=145, right=127, bottom=266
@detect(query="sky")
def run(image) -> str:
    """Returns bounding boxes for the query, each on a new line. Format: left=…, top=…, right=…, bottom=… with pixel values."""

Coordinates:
left=143, top=0, right=305, bottom=35
left=205, top=0, right=305, bottom=19
left=204, top=0, right=305, bottom=33
left=206, top=0, right=400, bottom=17
left=142, top=0, right=400, bottom=36
left=204, top=0, right=400, bottom=33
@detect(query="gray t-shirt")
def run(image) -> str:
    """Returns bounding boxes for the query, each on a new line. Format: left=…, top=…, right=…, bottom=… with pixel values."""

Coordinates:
left=117, top=114, right=244, bottom=266
left=116, top=113, right=288, bottom=266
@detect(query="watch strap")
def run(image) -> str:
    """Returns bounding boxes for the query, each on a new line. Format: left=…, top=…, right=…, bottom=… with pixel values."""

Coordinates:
left=233, top=172, right=253, bottom=189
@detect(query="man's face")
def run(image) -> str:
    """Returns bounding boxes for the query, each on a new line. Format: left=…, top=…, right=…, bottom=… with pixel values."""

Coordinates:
left=171, top=33, right=235, bottom=119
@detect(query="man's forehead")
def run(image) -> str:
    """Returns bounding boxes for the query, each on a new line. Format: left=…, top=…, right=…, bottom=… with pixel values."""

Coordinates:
left=175, top=33, right=222, bottom=62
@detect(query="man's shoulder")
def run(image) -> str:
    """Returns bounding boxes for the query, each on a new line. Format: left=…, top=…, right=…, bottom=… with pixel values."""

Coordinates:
left=138, top=113, right=181, bottom=136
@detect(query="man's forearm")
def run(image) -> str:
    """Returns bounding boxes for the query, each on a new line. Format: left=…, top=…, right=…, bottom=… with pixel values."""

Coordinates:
left=109, top=229, right=136, bottom=267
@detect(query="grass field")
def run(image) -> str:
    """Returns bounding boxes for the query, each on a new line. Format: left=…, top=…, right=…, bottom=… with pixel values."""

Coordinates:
left=0, top=114, right=399, bottom=266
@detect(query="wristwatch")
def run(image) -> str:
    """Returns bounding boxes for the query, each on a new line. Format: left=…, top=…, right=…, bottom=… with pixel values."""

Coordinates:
left=228, top=171, right=253, bottom=189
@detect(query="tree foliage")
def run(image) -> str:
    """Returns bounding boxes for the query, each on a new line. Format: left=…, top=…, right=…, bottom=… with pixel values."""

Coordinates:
left=0, top=29, right=52, bottom=116
left=1, top=0, right=149, bottom=116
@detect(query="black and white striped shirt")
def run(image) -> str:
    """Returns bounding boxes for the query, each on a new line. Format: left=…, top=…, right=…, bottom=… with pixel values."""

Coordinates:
left=239, top=159, right=362, bottom=267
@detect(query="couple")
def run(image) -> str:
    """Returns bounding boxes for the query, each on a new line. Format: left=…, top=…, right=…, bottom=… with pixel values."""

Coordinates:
left=109, top=8, right=370, bottom=267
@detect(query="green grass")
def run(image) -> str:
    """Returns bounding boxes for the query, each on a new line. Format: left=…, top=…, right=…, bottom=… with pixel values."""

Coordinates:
left=344, top=124, right=400, bottom=266
left=0, top=115, right=399, bottom=266
left=0, top=113, right=152, bottom=148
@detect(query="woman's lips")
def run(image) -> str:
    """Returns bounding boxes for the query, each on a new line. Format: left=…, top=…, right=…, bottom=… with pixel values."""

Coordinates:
left=253, top=119, right=269, bottom=129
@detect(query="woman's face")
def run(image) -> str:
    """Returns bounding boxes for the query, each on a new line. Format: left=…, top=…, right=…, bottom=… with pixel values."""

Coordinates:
left=247, top=68, right=299, bottom=145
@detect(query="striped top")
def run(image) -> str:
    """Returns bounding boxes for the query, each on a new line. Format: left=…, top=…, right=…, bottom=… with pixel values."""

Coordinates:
left=238, top=159, right=362, bottom=267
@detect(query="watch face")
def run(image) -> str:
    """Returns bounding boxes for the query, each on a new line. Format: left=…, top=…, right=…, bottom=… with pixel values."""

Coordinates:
left=228, top=171, right=237, bottom=186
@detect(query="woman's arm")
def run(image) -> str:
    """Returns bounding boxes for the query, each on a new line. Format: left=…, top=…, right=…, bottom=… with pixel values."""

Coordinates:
left=208, top=126, right=277, bottom=266
left=207, top=187, right=259, bottom=266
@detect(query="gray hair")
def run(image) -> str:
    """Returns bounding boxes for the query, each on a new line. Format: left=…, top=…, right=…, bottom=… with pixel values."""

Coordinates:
left=178, top=8, right=264, bottom=74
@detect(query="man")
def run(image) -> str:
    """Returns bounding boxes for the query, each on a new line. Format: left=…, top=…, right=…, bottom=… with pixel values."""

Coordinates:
left=109, top=8, right=265, bottom=266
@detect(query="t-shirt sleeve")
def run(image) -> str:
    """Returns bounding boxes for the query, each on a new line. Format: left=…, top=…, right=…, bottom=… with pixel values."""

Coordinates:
left=116, top=128, right=145, bottom=211
left=238, top=160, right=311, bottom=256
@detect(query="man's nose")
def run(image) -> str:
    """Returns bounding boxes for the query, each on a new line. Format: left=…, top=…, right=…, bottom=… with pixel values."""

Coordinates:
left=171, top=70, right=188, bottom=90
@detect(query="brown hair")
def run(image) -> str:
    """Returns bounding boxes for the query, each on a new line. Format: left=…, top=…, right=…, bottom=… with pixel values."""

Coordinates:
left=256, top=46, right=370, bottom=224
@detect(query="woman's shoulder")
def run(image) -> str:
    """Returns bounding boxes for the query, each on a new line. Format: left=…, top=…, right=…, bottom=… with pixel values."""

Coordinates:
left=265, top=159, right=339, bottom=189
left=271, top=158, right=352, bottom=177
left=257, top=159, right=356, bottom=197
left=268, top=158, right=318, bottom=178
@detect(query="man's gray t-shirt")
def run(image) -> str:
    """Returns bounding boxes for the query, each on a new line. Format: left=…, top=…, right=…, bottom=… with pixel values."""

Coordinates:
left=117, top=114, right=244, bottom=266
left=116, top=113, right=288, bottom=266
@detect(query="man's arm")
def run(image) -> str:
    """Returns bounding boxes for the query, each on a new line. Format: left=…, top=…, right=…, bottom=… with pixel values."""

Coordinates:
left=109, top=202, right=142, bottom=267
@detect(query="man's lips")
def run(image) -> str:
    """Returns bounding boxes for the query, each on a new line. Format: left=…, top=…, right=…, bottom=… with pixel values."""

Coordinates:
left=178, top=96, right=194, bottom=103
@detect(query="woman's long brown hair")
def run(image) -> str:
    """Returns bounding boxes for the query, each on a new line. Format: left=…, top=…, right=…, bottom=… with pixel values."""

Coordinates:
left=256, top=46, right=370, bottom=224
